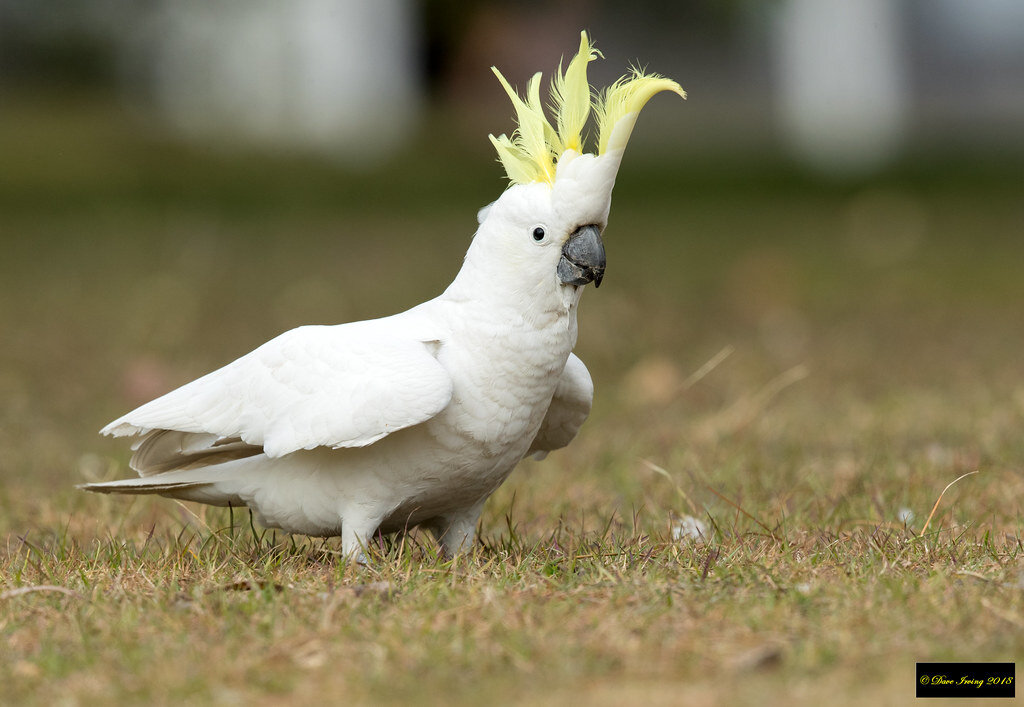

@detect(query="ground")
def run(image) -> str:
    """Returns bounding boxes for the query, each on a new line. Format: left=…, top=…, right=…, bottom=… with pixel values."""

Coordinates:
left=0, top=95, right=1021, bottom=705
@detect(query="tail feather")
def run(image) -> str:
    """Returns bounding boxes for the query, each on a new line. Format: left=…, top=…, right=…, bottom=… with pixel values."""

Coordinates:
left=77, top=465, right=245, bottom=507
left=78, top=478, right=213, bottom=495
left=131, top=430, right=263, bottom=476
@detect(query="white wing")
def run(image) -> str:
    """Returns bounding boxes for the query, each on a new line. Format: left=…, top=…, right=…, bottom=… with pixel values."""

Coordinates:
left=102, top=316, right=453, bottom=460
left=528, top=353, right=593, bottom=459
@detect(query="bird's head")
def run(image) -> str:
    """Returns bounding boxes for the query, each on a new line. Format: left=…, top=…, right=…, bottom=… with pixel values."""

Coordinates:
left=465, top=31, right=685, bottom=308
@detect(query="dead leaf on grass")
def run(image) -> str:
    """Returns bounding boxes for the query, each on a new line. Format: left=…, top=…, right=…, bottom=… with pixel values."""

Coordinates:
left=350, top=581, right=397, bottom=599
left=212, top=578, right=288, bottom=593
left=728, top=643, right=785, bottom=672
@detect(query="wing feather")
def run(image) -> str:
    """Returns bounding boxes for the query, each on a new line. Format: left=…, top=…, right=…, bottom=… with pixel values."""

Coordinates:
left=102, top=318, right=453, bottom=460
left=529, top=353, right=593, bottom=459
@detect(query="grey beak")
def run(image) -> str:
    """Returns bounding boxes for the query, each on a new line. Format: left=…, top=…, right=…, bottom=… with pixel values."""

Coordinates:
left=557, top=224, right=606, bottom=288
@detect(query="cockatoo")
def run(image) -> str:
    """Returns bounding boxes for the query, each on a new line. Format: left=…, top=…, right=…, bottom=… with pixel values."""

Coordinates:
left=83, top=32, right=685, bottom=559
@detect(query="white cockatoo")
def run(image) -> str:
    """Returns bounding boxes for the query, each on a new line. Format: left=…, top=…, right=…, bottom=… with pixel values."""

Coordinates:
left=83, top=32, right=685, bottom=559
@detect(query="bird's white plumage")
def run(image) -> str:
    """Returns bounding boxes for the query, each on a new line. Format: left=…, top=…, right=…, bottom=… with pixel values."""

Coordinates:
left=84, top=31, right=684, bottom=559
left=102, top=314, right=453, bottom=458
left=529, top=353, right=594, bottom=460
left=89, top=289, right=593, bottom=556
left=89, top=134, right=609, bottom=559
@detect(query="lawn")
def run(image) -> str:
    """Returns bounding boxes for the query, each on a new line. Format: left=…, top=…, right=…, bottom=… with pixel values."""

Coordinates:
left=1, top=94, right=1021, bottom=705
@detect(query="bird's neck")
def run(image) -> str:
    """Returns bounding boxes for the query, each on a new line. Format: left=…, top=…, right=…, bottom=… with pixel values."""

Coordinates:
left=442, top=263, right=583, bottom=332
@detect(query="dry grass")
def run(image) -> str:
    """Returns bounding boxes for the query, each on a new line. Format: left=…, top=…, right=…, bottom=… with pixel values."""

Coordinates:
left=1, top=94, right=1022, bottom=705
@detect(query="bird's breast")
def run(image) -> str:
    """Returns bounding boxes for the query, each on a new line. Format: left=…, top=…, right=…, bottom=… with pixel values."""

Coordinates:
left=432, top=306, right=577, bottom=458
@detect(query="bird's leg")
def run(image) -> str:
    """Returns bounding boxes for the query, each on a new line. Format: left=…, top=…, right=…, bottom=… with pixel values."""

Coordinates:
left=432, top=502, right=485, bottom=559
left=340, top=513, right=382, bottom=565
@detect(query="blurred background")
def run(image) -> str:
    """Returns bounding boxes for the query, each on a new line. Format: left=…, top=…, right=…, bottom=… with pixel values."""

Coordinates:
left=1, top=1, right=1022, bottom=531
left=5, top=0, right=1024, bottom=169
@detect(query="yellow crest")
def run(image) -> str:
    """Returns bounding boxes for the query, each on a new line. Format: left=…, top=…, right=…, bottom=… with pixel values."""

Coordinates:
left=489, top=31, right=686, bottom=186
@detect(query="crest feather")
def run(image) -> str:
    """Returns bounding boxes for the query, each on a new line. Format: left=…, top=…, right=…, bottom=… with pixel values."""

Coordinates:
left=550, top=31, right=601, bottom=154
left=491, top=69, right=556, bottom=183
left=489, top=32, right=685, bottom=186
left=595, top=69, right=686, bottom=155
left=488, top=133, right=538, bottom=185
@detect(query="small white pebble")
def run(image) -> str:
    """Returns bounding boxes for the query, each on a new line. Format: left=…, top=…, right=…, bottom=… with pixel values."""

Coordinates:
left=897, top=507, right=915, bottom=525
left=795, top=582, right=812, bottom=595
left=672, top=515, right=708, bottom=543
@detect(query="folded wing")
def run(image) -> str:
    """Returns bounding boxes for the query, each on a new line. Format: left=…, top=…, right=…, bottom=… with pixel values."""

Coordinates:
left=528, top=352, right=594, bottom=460
left=102, top=320, right=453, bottom=468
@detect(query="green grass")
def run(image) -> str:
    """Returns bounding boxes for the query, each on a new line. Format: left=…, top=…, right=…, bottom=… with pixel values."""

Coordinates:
left=1, top=92, right=1022, bottom=705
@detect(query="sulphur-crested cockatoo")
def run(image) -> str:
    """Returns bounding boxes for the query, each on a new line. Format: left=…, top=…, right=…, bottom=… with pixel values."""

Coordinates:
left=83, top=32, right=685, bottom=559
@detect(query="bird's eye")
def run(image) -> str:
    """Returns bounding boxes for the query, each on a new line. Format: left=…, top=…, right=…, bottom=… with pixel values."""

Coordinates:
left=532, top=226, right=546, bottom=242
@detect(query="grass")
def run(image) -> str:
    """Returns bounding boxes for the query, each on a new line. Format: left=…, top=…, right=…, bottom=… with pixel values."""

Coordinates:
left=1, top=91, right=1023, bottom=705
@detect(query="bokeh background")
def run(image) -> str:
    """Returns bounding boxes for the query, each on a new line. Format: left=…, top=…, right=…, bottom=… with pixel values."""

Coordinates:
left=3, top=0, right=1024, bottom=527
left=5, top=0, right=1023, bottom=480
left=3, top=0, right=1024, bottom=546
left=2, top=2, right=1024, bottom=703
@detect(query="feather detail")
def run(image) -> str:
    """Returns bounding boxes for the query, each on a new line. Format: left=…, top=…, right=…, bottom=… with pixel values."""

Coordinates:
left=596, top=69, right=686, bottom=155
left=491, top=68, right=556, bottom=183
left=550, top=31, right=600, bottom=154
left=525, top=74, right=560, bottom=182
left=489, top=32, right=685, bottom=186
left=489, top=133, right=539, bottom=185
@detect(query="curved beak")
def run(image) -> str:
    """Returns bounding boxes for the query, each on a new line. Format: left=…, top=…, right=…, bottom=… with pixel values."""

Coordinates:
left=557, top=224, right=606, bottom=288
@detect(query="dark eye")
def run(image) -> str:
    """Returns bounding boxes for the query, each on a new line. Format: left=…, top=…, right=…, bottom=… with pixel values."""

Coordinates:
left=532, top=226, right=546, bottom=242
